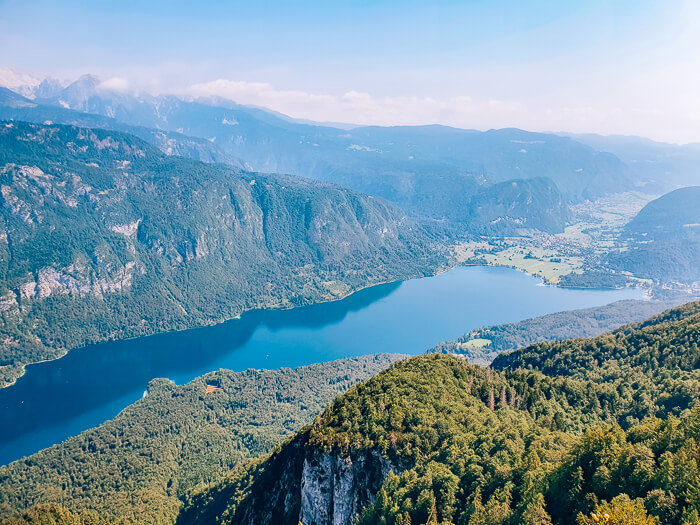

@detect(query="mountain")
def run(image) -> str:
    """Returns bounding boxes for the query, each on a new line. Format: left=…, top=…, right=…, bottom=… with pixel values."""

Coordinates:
left=0, top=121, right=446, bottom=387
left=31, top=77, right=64, bottom=100
left=563, top=132, right=700, bottom=192
left=177, top=302, right=700, bottom=525
left=0, top=354, right=404, bottom=524
left=465, top=177, right=571, bottom=234
left=606, top=186, right=700, bottom=283
left=0, top=87, right=239, bottom=165
left=16, top=79, right=636, bottom=207
left=343, top=126, right=633, bottom=201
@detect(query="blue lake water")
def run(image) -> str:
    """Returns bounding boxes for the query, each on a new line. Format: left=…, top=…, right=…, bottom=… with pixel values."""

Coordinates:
left=0, top=265, right=645, bottom=465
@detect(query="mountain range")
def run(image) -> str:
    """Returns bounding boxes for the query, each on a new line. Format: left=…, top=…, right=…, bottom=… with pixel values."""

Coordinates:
left=0, top=121, right=446, bottom=387
left=0, top=76, right=654, bottom=230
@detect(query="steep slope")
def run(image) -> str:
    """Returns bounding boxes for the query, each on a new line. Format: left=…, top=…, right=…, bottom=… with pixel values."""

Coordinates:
left=178, top=303, right=700, bottom=525
left=465, top=177, right=571, bottom=234
left=607, top=187, right=700, bottom=283
left=0, top=355, right=403, bottom=524
left=0, top=121, right=445, bottom=386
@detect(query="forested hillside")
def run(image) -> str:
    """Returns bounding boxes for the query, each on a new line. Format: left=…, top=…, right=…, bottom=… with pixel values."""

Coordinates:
left=464, top=177, right=571, bottom=234
left=430, top=298, right=683, bottom=362
left=0, top=355, right=403, bottom=524
left=0, top=121, right=445, bottom=386
left=607, top=187, right=700, bottom=283
left=179, top=303, right=700, bottom=525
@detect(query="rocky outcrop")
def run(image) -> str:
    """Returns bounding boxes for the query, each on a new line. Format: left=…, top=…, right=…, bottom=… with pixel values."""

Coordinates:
left=178, top=430, right=397, bottom=525
left=300, top=448, right=396, bottom=525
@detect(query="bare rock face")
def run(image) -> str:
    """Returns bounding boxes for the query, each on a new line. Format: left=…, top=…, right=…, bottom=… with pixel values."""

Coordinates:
left=299, top=447, right=396, bottom=525
left=192, top=430, right=398, bottom=525
left=300, top=451, right=334, bottom=524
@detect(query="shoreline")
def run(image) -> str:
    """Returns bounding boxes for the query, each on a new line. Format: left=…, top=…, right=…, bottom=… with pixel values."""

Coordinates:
left=0, top=256, right=651, bottom=390
left=0, top=256, right=460, bottom=390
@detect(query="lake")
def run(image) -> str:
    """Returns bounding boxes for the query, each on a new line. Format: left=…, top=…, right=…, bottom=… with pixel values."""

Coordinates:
left=0, top=265, right=645, bottom=465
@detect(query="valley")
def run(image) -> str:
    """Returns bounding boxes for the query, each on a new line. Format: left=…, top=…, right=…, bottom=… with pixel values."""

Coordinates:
left=0, top=27, right=699, bottom=524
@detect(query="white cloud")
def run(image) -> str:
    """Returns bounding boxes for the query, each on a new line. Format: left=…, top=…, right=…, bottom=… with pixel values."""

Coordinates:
left=186, top=79, right=482, bottom=128
left=0, top=67, right=40, bottom=89
left=184, top=78, right=700, bottom=143
left=2, top=63, right=699, bottom=143
left=98, top=77, right=130, bottom=92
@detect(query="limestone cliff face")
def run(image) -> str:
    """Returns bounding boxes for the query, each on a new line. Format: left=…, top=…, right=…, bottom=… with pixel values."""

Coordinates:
left=179, top=430, right=396, bottom=525
left=299, top=447, right=396, bottom=525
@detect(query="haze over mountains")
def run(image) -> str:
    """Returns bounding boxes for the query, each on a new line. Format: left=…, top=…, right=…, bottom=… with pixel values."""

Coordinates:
left=2, top=75, right=691, bottom=222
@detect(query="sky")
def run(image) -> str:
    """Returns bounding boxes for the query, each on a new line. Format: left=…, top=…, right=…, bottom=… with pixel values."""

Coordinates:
left=1, top=0, right=699, bottom=143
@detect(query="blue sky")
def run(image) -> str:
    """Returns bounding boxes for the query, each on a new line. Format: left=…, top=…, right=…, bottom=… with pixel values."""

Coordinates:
left=1, top=0, right=699, bottom=142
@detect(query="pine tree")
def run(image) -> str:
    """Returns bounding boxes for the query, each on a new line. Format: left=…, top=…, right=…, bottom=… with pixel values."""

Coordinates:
left=521, top=494, right=553, bottom=525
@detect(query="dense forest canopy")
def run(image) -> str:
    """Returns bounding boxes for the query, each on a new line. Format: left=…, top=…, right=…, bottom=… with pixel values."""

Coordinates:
left=0, top=355, right=403, bottom=524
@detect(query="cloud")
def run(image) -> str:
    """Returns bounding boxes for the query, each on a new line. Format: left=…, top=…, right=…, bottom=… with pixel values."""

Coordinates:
left=98, top=77, right=130, bottom=92
left=186, top=79, right=481, bottom=127
left=1, top=64, right=698, bottom=143
left=183, top=77, right=700, bottom=143
left=0, top=67, right=40, bottom=89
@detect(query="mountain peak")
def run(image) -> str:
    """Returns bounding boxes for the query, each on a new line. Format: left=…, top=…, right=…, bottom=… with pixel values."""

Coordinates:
left=34, top=77, right=64, bottom=99
left=65, top=74, right=100, bottom=93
